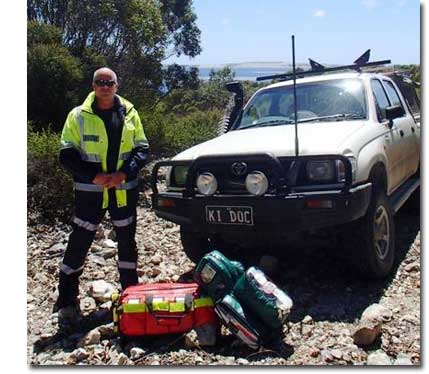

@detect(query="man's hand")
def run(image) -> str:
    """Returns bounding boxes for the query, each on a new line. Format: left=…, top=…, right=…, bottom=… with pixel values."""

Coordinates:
left=92, top=173, right=111, bottom=186
left=104, top=172, right=126, bottom=189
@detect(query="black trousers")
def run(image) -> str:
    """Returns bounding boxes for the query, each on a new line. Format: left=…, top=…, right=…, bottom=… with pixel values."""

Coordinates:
left=57, top=187, right=139, bottom=308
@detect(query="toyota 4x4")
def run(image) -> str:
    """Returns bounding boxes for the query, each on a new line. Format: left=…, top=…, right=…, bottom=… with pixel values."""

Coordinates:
left=151, top=57, right=420, bottom=279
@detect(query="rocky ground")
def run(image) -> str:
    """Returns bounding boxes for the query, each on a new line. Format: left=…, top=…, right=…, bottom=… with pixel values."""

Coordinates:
left=27, top=190, right=420, bottom=366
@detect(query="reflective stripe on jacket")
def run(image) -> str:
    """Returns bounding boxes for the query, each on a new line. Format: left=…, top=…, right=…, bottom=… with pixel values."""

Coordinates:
left=60, top=92, right=148, bottom=208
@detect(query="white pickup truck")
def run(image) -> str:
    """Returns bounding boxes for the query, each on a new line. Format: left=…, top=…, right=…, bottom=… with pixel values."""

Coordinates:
left=151, top=68, right=420, bottom=279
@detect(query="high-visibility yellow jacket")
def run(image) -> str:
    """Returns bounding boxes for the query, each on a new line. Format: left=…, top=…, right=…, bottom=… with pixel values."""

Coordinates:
left=60, top=92, right=149, bottom=208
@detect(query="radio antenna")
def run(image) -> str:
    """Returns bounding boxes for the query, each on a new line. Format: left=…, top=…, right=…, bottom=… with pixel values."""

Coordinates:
left=292, top=35, right=299, bottom=157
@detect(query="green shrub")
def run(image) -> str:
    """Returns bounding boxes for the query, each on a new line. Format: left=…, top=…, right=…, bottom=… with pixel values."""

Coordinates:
left=164, top=110, right=221, bottom=153
left=141, top=110, right=174, bottom=155
left=27, top=125, right=73, bottom=222
left=141, top=111, right=222, bottom=155
left=142, top=109, right=222, bottom=155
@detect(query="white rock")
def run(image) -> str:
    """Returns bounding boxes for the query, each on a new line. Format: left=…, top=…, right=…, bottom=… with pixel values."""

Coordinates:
left=150, top=254, right=162, bottom=265
left=99, top=301, right=112, bottom=311
left=89, top=254, right=107, bottom=266
left=104, top=239, right=117, bottom=248
left=404, top=262, right=419, bottom=272
left=47, top=243, right=65, bottom=254
left=367, top=351, right=392, bottom=365
left=80, top=297, right=96, bottom=313
left=88, top=280, right=117, bottom=303
left=77, top=328, right=101, bottom=347
left=97, top=323, right=116, bottom=338
left=117, top=353, right=131, bottom=365
left=401, top=314, right=419, bottom=325
left=237, top=358, right=249, bottom=365
left=321, top=349, right=334, bottom=363
left=394, top=353, right=413, bottom=365
left=361, top=304, right=393, bottom=323
left=102, top=247, right=117, bottom=259
left=302, top=315, right=313, bottom=324
left=95, top=226, right=105, bottom=240
left=331, top=349, right=343, bottom=360
left=130, top=347, right=146, bottom=360
left=70, top=348, right=89, bottom=362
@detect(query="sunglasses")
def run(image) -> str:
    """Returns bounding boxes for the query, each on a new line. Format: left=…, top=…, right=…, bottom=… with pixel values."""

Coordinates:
left=94, top=79, right=116, bottom=87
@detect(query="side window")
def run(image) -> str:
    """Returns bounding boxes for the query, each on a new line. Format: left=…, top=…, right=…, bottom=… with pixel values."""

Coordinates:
left=383, top=80, right=406, bottom=116
left=371, top=79, right=391, bottom=122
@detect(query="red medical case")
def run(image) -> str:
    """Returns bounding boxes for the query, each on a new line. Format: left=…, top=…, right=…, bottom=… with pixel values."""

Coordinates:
left=112, top=283, right=216, bottom=336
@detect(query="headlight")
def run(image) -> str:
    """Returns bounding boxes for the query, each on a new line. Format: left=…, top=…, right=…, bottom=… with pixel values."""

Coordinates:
left=306, top=160, right=335, bottom=181
left=245, top=171, right=269, bottom=196
left=197, top=172, right=218, bottom=196
left=172, top=165, right=189, bottom=187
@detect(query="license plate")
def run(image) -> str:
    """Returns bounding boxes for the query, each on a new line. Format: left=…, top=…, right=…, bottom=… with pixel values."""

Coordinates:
left=205, top=206, right=254, bottom=226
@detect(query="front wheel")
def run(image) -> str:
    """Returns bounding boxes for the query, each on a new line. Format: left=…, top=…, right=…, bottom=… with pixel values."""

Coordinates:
left=341, top=192, right=395, bottom=279
left=180, top=226, right=211, bottom=263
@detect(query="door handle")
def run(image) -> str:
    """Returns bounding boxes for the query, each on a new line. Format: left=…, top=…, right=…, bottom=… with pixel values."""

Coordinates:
left=411, top=127, right=415, bottom=133
left=400, top=130, right=404, bottom=137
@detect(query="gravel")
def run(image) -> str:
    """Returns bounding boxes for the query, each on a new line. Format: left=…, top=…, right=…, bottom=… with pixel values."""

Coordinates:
left=27, top=190, right=420, bottom=365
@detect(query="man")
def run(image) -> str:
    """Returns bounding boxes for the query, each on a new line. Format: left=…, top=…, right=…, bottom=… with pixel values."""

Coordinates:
left=54, top=67, right=149, bottom=328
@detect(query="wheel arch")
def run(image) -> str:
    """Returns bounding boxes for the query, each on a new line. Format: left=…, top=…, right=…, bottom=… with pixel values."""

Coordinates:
left=368, top=162, right=388, bottom=197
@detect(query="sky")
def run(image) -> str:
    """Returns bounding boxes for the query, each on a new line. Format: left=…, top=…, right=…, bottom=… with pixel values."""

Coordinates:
left=165, top=0, right=420, bottom=66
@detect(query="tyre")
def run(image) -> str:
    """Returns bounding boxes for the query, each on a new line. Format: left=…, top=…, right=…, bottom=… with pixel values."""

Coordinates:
left=341, top=191, right=395, bottom=279
left=180, top=226, right=212, bottom=263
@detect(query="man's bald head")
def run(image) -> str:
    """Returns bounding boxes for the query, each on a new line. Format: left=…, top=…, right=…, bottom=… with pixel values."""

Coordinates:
left=93, top=67, right=118, bottom=83
left=92, top=67, right=118, bottom=108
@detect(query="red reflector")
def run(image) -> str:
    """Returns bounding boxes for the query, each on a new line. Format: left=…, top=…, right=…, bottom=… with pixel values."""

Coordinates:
left=158, top=198, right=176, bottom=208
left=306, top=199, right=333, bottom=209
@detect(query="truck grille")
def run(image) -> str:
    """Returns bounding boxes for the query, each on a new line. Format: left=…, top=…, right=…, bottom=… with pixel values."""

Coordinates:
left=195, top=160, right=289, bottom=195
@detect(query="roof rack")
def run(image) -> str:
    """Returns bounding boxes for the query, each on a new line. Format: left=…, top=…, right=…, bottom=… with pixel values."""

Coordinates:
left=256, top=49, right=391, bottom=82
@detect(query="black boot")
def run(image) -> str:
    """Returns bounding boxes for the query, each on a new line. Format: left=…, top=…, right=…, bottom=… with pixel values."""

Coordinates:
left=119, top=269, right=139, bottom=291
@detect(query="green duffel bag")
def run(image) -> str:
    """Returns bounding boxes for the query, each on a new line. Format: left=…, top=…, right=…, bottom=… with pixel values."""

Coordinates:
left=193, top=250, right=244, bottom=302
left=233, top=267, right=293, bottom=329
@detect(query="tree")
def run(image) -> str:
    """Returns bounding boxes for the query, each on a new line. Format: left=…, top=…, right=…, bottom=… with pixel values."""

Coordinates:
left=200, top=67, right=236, bottom=110
left=27, top=21, right=85, bottom=130
left=27, top=0, right=202, bottom=107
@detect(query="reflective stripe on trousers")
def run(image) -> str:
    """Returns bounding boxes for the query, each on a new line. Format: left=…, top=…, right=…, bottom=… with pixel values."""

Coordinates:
left=72, top=216, right=99, bottom=231
left=112, top=216, right=134, bottom=227
left=60, top=263, right=84, bottom=275
left=118, top=261, right=137, bottom=269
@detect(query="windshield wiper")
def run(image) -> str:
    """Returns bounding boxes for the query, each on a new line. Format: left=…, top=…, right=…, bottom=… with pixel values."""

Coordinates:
left=297, top=113, right=366, bottom=123
left=239, top=119, right=294, bottom=130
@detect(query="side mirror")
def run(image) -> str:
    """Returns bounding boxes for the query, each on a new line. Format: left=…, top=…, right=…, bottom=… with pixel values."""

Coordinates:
left=385, top=105, right=405, bottom=121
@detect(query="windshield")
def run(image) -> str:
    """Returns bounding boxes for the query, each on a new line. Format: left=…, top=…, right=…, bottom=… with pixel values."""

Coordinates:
left=236, top=78, right=367, bottom=130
